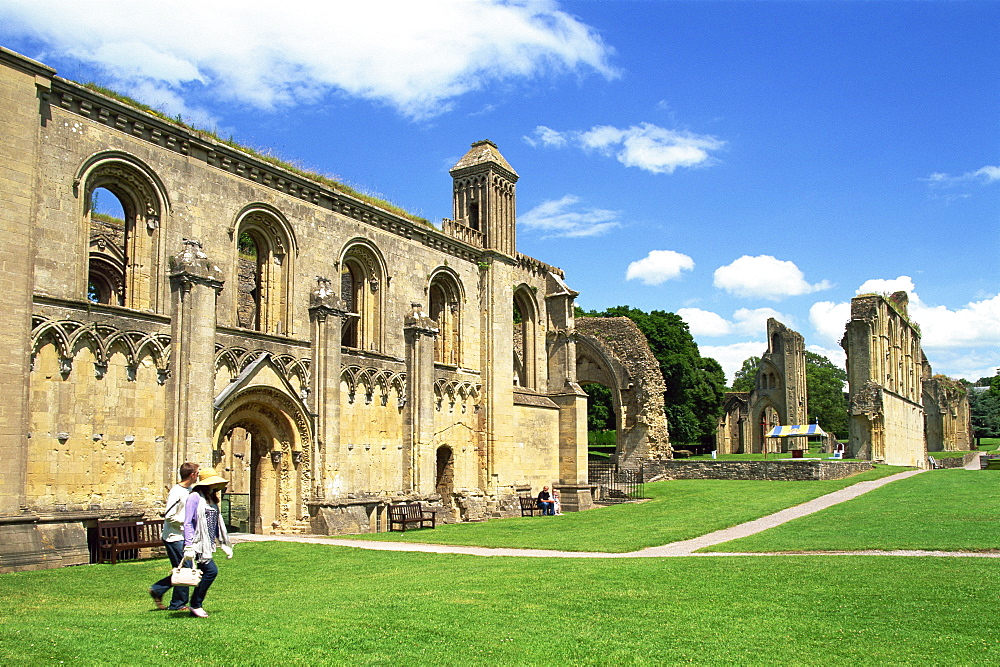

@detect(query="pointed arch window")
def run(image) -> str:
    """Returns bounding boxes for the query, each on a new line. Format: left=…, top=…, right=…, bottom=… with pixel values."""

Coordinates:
left=340, top=243, right=384, bottom=352
left=80, top=154, right=166, bottom=311
left=513, top=287, right=537, bottom=388
left=233, top=208, right=295, bottom=336
left=428, top=272, right=462, bottom=366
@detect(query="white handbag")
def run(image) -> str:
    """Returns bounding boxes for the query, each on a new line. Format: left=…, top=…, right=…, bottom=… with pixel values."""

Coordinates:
left=170, top=556, right=203, bottom=586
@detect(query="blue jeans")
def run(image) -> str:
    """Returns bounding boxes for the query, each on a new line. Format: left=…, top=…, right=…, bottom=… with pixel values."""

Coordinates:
left=150, top=540, right=189, bottom=609
left=188, top=558, right=219, bottom=610
left=538, top=501, right=555, bottom=516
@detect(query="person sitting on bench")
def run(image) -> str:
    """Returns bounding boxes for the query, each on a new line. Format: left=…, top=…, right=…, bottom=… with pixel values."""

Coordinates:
left=537, top=486, right=555, bottom=516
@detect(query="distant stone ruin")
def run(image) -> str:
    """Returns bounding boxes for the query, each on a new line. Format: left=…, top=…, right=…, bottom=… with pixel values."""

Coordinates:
left=717, top=319, right=808, bottom=454
left=841, top=292, right=926, bottom=466
left=923, top=374, right=973, bottom=452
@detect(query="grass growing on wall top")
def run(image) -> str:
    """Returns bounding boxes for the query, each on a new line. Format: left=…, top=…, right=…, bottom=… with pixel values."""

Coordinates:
left=80, top=83, right=433, bottom=228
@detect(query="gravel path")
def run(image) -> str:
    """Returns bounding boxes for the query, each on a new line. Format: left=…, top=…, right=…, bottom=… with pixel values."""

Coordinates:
left=232, top=469, right=1000, bottom=559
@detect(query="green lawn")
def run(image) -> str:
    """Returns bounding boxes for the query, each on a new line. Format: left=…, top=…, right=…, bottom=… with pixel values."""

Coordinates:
left=343, top=466, right=906, bottom=552
left=3, top=542, right=1000, bottom=665
left=706, top=468, right=1000, bottom=553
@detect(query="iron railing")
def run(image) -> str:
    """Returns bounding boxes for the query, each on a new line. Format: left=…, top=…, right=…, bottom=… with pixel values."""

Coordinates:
left=588, top=461, right=645, bottom=503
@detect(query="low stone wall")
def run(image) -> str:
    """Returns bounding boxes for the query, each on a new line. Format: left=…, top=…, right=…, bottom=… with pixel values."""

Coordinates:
left=643, top=459, right=874, bottom=482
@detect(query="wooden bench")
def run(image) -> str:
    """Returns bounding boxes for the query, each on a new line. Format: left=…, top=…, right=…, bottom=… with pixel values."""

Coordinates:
left=387, top=503, right=436, bottom=532
left=519, top=496, right=544, bottom=517
left=96, top=519, right=165, bottom=564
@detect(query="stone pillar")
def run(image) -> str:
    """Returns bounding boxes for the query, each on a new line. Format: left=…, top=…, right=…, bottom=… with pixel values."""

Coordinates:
left=0, top=54, right=53, bottom=515
left=403, top=303, right=437, bottom=494
left=308, top=277, right=345, bottom=501
left=552, top=386, right=593, bottom=512
left=166, top=239, right=224, bottom=480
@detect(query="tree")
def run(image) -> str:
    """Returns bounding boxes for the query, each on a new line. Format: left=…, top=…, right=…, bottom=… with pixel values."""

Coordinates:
left=578, top=305, right=726, bottom=445
left=731, top=356, right=761, bottom=393
left=805, top=351, right=848, bottom=436
left=970, top=374, right=1000, bottom=444
left=582, top=382, right=615, bottom=431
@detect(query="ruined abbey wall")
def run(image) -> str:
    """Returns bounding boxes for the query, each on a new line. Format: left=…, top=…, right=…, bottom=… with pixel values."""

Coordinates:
left=842, top=291, right=926, bottom=466
left=0, top=47, right=592, bottom=570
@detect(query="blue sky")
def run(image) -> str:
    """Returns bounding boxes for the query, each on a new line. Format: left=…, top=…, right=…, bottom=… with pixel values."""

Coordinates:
left=3, top=0, right=997, bottom=382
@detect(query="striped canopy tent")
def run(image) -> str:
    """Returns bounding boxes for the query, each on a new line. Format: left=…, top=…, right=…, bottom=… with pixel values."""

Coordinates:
left=766, top=424, right=828, bottom=438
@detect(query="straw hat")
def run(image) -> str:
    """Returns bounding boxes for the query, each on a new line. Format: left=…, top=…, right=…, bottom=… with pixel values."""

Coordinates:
left=193, top=466, right=228, bottom=488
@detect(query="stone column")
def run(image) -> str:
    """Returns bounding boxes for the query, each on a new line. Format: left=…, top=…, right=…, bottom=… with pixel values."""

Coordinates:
left=166, top=239, right=223, bottom=480
left=0, top=55, right=53, bottom=515
left=403, top=303, right=437, bottom=494
left=308, top=277, right=345, bottom=501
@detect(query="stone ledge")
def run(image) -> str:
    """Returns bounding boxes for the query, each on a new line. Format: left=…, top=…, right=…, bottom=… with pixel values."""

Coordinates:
left=644, top=459, right=874, bottom=482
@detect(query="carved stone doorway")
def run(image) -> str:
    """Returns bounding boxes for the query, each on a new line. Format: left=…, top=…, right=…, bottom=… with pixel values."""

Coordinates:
left=217, top=418, right=281, bottom=534
left=214, top=386, right=308, bottom=535
left=436, top=445, right=454, bottom=504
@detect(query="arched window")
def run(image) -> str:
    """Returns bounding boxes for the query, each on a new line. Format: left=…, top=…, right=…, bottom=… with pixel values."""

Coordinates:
left=428, top=271, right=462, bottom=366
left=87, top=187, right=126, bottom=305
left=513, top=287, right=537, bottom=388
left=79, top=154, right=166, bottom=311
left=340, top=242, right=384, bottom=352
left=233, top=207, right=295, bottom=335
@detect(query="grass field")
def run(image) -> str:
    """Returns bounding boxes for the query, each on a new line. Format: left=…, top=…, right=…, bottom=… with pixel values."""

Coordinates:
left=4, top=542, right=1000, bottom=665
left=6, top=466, right=1000, bottom=665
left=706, top=468, right=1000, bottom=553
left=341, top=466, right=905, bottom=552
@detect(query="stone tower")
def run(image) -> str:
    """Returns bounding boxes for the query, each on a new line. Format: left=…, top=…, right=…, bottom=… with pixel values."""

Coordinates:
left=449, top=140, right=518, bottom=257
left=747, top=319, right=808, bottom=452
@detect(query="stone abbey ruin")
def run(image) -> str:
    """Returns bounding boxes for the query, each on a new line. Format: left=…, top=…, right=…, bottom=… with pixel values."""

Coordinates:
left=0, top=48, right=971, bottom=571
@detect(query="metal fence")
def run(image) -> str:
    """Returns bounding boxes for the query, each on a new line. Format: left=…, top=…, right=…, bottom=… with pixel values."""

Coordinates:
left=588, top=461, right=645, bottom=503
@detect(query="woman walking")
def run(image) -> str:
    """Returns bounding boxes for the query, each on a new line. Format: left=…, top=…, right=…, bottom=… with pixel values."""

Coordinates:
left=182, top=467, right=233, bottom=618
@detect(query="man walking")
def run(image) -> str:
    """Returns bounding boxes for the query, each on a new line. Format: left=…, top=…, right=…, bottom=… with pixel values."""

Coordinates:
left=149, top=462, right=199, bottom=611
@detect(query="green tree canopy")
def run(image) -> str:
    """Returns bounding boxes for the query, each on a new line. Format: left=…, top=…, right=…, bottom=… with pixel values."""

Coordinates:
left=805, top=351, right=848, bottom=436
left=731, top=356, right=761, bottom=393
left=578, top=305, right=726, bottom=445
left=970, top=373, right=1000, bottom=442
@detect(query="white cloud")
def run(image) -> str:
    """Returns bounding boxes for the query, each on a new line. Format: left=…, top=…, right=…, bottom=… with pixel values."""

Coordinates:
left=519, top=195, right=620, bottom=238
left=732, top=308, right=788, bottom=335
left=527, top=122, right=724, bottom=174
left=678, top=306, right=789, bottom=338
left=806, top=344, right=846, bottom=370
left=856, top=276, right=916, bottom=295
left=924, top=165, right=1000, bottom=186
left=1, top=0, right=616, bottom=120
left=625, top=250, right=695, bottom=285
left=809, top=300, right=852, bottom=345
left=714, top=255, right=832, bottom=301
left=699, top=341, right=766, bottom=385
left=677, top=308, right=731, bottom=336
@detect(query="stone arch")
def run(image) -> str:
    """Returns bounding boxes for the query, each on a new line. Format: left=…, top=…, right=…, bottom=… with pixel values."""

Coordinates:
left=214, top=383, right=312, bottom=535
left=575, top=317, right=671, bottom=464
left=232, top=205, right=297, bottom=335
left=427, top=267, right=464, bottom=366
left=512, top=285, right=538, bottom=388
left=339, top=239, right=387, bottom=352
left=751, top=399, right=782, bottom=454
left=75, top=150, right=170, bottom=312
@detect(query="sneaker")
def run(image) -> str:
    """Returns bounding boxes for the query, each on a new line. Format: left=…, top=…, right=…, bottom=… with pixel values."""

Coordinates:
left=189, top=607, right=209, bottom=618
left=149, top=590, right=166, bottom=610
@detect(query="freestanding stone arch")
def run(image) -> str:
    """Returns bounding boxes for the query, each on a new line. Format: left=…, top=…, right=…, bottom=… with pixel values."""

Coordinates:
left=575, top=317, right=671, bottom=465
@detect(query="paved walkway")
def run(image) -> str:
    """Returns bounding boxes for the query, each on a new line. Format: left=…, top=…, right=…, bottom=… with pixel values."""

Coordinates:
left=231, top=469, right=1000, bottom=559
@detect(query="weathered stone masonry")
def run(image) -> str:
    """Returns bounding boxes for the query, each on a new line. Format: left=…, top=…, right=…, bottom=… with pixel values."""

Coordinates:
left=0, top=47, right=604, bottom=571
